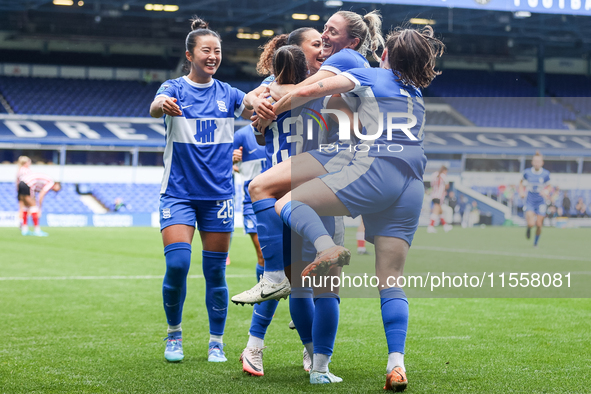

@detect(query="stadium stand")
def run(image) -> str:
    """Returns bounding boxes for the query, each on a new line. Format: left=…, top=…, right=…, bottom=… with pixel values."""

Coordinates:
left=0, top=76, right=161, bottom=117
left=425, top=70, right=578, bottom=129
left=0, top=182, right=92, bottom=213
left=90, top=183, right=160, bottom=213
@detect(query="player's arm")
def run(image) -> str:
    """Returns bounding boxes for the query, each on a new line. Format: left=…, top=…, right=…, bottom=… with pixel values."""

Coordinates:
left=273, top=75, right=355, bottom=117
left=37, top=185, right=52, bottom=211
left=150, top=96, right=181, bottom=118
left=518, top=179, right=526, bottom=199
left=326, top=94, right=357, bottom=131
left=268, top=70, right=337, bottom=102
left=243, top=87, right=273, bottom=120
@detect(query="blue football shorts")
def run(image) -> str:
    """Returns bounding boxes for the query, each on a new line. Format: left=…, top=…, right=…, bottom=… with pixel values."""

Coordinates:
left=159, top=194, right=234, bottom=232
left=320, top=151, right=424, bottom=246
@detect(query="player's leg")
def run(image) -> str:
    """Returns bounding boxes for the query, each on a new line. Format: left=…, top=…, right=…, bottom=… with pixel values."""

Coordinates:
left=525, top=210, right=536, bottom=240
left=534, top=213, right=544, bottom=247
left=309, top=268, right=342, bottom=385
left=357, top=218, right=369, bottom=255
left=428, top=202, right=440, bottom=233
left=18, top=195, right=29, bottom=235
left=161, top=222, right=195, bottom=362
left=198, top=199, right=233, bottom=362
left=27, top=195, right=47, bottom=237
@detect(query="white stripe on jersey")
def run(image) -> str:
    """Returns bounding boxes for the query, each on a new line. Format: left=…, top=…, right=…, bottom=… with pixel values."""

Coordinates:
left=430, top=171, right=447, bottom=200
left=238, top=159, right=264, bottom=182
left=17, top=166, right=31, bottom=183
left=22, top=173, right=54, bottom=194
left=166, top=116, right=234, bottom=145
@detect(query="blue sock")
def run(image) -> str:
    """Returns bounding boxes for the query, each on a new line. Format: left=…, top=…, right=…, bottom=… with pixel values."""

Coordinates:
left=280, top=201, right=330, bottom=245
left=162, top=242, right=192, bottom=327
left=380, top=287, right=409, bottom=354
left=255, top=264, right=264, bottom=281
left=312, top=293, right=340, bottom=356
left=202, top=250, right=228, bottom=336
left=253, top=198, right=284, bottom=272
left=290, top=287, right=315, bottom=345
left=249, top=299, right=279, bottom=339
left=534, top=234, right=540, bottom=246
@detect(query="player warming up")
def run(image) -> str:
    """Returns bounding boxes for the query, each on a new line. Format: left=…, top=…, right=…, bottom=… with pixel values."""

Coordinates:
left=18, top=172, right=61, bottom=237
left=427, top=165, right=452, bottom=233
left=149, top=16, right=258, bottom=364
left=519, top=151, right=550, bottom=247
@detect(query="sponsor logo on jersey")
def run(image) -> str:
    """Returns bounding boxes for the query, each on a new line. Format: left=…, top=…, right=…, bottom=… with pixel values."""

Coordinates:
left=195, top=119, right=217, bottom=143
left=217, top=100, right=228, bottom=112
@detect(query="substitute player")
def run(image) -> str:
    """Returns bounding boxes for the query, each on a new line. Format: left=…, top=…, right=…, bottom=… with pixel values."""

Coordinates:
left=519, top=151, right=550, bottom=247
left=427, top=165, right=452, bottom=233
left=273, top=26, right=444, bottom=390
left=18, top=172, right=61, bottom=237
left=149, top=16, right=260, bottom=364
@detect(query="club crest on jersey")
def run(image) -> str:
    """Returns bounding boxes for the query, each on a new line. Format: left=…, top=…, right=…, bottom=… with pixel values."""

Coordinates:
left=157, top=84, right=170, bottom=94
left=217, top=100, right=228, bottom=112
left=162, top=208, right=171, bottom=219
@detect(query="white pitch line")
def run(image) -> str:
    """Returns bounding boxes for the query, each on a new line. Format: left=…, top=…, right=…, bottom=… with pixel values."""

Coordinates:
left=0, top=274, right=253, bottom=281
left=412, top=246, right=591, bottom=262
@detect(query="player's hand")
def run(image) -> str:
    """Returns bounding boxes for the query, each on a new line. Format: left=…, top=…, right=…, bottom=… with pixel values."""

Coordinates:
left=233, top=164, right=240, bottom=173
left=233, top=147, right=243, bottom=164
left=161, top=97, right=182, bottom=117
left=255, top=117, right=272, bottom=135
left=253, top=97, right=276, bottom=120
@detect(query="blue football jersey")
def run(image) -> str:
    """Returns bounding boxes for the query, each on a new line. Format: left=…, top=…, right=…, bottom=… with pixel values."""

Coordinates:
left=341, top=67, right=427, bottom=180
left=233, top=125, right=267, bottom=205
left=156, top=76, right=246, bottom=200
left=523, top=167, right=550, bottom=205
left=319, top=48, right=370, bottom=75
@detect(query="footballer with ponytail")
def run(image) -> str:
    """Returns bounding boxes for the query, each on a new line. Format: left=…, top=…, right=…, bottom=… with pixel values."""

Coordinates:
left=149, top=15, right=265, bottom=365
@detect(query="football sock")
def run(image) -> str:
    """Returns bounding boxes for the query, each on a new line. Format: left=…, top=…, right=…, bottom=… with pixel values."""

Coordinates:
left=22, top=209, right=28, bottom=227
left=247, top=335, right=264, bottom=348
left=280, top=201, right=334, bottom=252
left=429, top=213, right=438, bottom=227
left=312, top=293, right=340, bottom=357
left=440, top=217, right=447, bottom=226
left=167, top=323, right=182, bottom=334
left=30, top=206, right=39, bottom=227
left=209, top=334, right=223, bottom=344
left=380, top=287, right=409, bottom=359
left=387, top=352, right=405, bottom=373
left=534, top=234, right=540, bottom=246
left=313, top=353, right=331, bottom=373
left=253, top=198, right=285, bottom=278
left=304, top=342, right=314, bottom=362
left=162, top=242, right=192, bottom=327
left=249, top=298, right=279, bottom=339
left=290, top=287, right=315, bottom=345
left=263, top=270, right=286, bottom=283
left=357, top=231, right=366, bottom=251
left=202, top=250, right=228, bottom=336
left=255, top=263, right=264, bottom=281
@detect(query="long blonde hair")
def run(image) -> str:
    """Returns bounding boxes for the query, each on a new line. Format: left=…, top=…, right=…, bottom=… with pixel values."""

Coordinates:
left=17, top=156, right=31, bottom=167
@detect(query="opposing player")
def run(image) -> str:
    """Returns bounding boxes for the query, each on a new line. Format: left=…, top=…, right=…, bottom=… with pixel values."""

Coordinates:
left=519, top=151, right=550, bottom=247
left=16, top=156, right=32, bottom=235
left=273, top=26, right=444, bottom=390
left=427, top=165, right=452, bottom=233
left=149, top=16, right=259, bottom=363
left=18, top=172, right=61, bottom=237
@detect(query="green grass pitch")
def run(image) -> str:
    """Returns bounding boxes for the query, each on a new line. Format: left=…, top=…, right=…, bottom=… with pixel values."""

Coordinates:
left=1, top=226, right=590, bottom=393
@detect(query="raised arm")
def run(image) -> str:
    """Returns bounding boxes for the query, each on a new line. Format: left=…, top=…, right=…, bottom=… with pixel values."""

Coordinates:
left=273, top=74, right=355, bottom=116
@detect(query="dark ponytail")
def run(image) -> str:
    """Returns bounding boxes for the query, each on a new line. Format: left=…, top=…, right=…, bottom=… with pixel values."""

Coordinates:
left=273, top=45, right=307, bottom=85
left=386, top=25, right=444, bottom=88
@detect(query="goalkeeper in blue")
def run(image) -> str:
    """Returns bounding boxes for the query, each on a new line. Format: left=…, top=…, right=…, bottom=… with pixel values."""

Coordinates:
left=519, top=151, right=551, bottom=247
left=149, top=16, right=265, bottom=364
left=272, top=26, right=444, bottom=391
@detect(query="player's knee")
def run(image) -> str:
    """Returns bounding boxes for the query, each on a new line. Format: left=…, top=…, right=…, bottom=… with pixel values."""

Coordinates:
left=203, top=264, right=225, bottom=285
left=164, top=243, right=191, bottom=277
left=248, top=176, right=265, bottom=201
